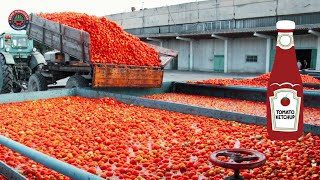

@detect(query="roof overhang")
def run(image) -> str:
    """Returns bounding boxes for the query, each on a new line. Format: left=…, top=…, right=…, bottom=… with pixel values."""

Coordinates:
left=138, top=23, right=320, bottom=40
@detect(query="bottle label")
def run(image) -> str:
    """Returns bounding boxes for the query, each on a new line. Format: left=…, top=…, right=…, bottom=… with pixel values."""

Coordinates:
left=277, top=32, right=294, bottom=50
left=269, top=88, right=301, bottom=132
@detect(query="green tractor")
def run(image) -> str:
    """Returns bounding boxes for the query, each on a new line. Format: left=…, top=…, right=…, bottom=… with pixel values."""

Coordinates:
left=0, top=30, right=46, bottom=93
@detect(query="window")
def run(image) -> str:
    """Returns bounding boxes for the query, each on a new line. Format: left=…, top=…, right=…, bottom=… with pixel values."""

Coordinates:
left=0, top=38, right=3, bottom=48
left=246, top=55, right=258, bottom=62
left=11, top=37, right=28, bottom=48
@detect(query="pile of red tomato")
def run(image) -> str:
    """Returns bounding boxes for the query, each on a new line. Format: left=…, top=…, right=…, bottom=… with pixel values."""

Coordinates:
left=38, top=12, right=160, bottom=67
left=191, top=73, right=320, bottom=89
left=0, top=96, right=319, bottom=179
left=144, top=93, right=320, bottom=125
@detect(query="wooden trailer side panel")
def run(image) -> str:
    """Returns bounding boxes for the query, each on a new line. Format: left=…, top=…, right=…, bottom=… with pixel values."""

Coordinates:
left=93, top=64, right=163, bottom=88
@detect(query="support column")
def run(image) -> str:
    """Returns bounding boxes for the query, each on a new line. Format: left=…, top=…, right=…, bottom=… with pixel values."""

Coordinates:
left=266, top=38, right=271, bottom=73
left=190, top=41, right=193, bottom=71
left=308, top=30, right=320, bottom=70
left=176, top=36, right=193, bottom=71
left=224, top=40, right=228, bottom=73
left=253, top=32, right=274, bottom=73
left=212, top=34, right=228, bottom=73
left=317, top=37, right=320, bottom=71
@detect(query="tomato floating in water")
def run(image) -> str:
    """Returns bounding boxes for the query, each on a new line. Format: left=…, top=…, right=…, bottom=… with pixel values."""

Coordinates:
left=0, top=96, right=318, bottom=179
left=190, top=73, right=320, bottom=90
left=143, top=93, right=320, bottom=125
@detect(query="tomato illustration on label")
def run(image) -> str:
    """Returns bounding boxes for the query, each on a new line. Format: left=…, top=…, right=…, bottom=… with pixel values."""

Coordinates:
left=280, top=94, right=290, bottom=106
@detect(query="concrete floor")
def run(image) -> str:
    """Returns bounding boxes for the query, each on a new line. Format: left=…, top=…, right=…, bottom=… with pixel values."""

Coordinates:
left=52, top=70, right=262, bottom=88
left=163, top=70, right=262, bottom=82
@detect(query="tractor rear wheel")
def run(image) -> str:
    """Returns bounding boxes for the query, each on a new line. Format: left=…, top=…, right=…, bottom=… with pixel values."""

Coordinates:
left=28, top=73, right=48, bottom=91
left=66, top=75, right=89, bottom=88
left=0, top=55, right=13, bottom=94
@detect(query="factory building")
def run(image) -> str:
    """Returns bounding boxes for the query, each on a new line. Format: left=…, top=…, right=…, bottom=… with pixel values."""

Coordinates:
left=107, top=0, right=320, bottom=73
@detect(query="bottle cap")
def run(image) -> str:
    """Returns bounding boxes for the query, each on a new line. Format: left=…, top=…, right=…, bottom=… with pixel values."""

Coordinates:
left=276, top=20, right=295, bottom=30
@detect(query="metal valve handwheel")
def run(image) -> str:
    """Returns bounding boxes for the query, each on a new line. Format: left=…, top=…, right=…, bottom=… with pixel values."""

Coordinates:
left=210, top=148, right=266, bottom=180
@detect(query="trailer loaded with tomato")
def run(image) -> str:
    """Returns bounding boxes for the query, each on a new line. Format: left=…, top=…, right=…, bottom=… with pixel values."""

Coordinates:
left=26, top=13, right=177, bottom=90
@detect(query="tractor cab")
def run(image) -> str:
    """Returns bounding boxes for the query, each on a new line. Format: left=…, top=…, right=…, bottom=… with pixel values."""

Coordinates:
left=0, top=30, right=46, bottom=94
left=0, top=30, right=35, bottom=61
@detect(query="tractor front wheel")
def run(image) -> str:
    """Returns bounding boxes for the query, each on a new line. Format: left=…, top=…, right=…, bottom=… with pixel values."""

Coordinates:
left=28, top=73, right=48, bottom=92
left=0, top=55, right=13, bottom=94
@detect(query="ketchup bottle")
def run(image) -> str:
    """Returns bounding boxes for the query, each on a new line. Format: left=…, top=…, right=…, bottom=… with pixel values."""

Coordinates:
left=267, top=20, right=304, bottom=140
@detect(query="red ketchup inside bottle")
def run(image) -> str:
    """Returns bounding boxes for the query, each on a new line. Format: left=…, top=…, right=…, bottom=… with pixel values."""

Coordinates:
left=267, top=20, right=304, bottom=140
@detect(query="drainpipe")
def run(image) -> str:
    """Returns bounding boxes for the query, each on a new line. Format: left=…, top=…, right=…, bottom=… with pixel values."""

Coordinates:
left=211, top=34, right=228, bottom=73
left=176, top=36, right=193, bottom=71
left=253, top=32, right=274, bottom=73
left=0, top=135, right=103, bottom=180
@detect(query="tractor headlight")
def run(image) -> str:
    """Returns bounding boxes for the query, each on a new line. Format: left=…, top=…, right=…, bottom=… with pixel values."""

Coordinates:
left=33, top=48, right=37, bottom=52
left=5, top=48, right=10, bottom=52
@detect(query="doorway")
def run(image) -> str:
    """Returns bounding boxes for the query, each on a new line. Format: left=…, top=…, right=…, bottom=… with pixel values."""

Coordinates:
left=296, top=49, right=312, bottom=69
left=213, top=55, right=224, bottom=72
left=269, top=49, right=317, bottom=71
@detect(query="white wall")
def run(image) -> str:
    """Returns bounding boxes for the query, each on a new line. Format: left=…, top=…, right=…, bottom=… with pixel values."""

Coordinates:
left=228, top=37, right=266, bottom=73
left=164, top=40, right=190, bottom=70
left=192, top=39, right=224, bottom=71
left=293, top=35, right=317, bottom=49
left=107, top=0, right=320, bottom=29
left=153, top=34, right=320, bottom=72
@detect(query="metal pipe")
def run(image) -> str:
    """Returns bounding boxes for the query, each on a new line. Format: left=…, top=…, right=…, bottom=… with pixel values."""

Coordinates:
left=0, top=160, right=27, bottom=180
left=211, top=34, right=227, bottom=40
left=308, top=29, right=320, bottom=37
left=0, top=135, right=103, bottom=180
left=253, top=32, right=274, bottom=39
left=190, top=41, right=193, bottom=71
left=146, top=37, right=163, bottom=47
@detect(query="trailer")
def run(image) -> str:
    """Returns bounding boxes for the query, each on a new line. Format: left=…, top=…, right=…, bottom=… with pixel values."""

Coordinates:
left=26, top=14, right=178, bottom=90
